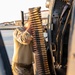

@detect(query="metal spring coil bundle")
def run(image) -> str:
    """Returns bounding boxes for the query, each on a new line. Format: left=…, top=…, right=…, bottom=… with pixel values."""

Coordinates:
left=29, top=7, right=50, bottom=75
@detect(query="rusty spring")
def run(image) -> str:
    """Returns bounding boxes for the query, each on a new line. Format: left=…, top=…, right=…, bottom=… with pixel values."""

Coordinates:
left=29, top=7, right=50, bottom=75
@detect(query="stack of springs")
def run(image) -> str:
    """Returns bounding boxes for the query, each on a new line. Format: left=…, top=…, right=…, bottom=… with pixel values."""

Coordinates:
left=29, top=7, right=50, bottom=75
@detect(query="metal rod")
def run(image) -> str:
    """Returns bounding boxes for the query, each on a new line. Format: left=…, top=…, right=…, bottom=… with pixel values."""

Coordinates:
left=21, top=11, right=24, bottom=26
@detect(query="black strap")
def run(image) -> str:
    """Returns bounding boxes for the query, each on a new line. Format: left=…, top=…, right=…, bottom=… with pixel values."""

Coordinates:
left=0, top=32, right=13, bottom=75
left=14, top=62, right=32, bottom=69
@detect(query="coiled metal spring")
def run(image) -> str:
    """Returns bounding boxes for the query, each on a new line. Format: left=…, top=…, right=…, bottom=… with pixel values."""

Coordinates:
left=29, top=7, right=50, bottom=75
